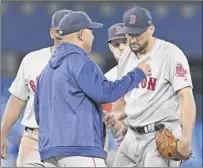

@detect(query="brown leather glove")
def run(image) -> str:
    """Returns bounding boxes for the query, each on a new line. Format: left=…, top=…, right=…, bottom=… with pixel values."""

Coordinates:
left=155, top=128, right=192, bottom=161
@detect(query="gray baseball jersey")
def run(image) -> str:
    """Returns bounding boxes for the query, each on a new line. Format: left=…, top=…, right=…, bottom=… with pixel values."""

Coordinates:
left=117, top=38, right=193, bottom=127
left=104, top=65, right=118, bottom=81
left=9, top=47, right=52, bottom=128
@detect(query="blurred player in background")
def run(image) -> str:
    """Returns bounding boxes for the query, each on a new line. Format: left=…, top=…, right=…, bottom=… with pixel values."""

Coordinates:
left=1, top=9, right=73, bottom=167
left=106, top=7, right=196, bottom=167
left=105, top=23, right=128, bottom=78
left=103, top=23, right=129, bottom=147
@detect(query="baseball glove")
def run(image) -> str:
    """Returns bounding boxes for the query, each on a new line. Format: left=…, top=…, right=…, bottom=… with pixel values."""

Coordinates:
left=155, top=127, right=192, bottom=161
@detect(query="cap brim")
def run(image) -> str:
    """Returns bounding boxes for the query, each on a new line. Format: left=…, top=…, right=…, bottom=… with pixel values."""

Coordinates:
left=116, top=26, right=148, bottom=35
left=107, top=36, right=126, bottom=43
left=89, top=22, right=103, bottom=29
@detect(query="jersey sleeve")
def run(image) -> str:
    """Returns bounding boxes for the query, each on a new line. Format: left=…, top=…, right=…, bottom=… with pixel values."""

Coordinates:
left=9, top=55, right=30, bottom=100
left=165, top=47, right=193, bottom=92
left=104, top=66, right=117, bottom=81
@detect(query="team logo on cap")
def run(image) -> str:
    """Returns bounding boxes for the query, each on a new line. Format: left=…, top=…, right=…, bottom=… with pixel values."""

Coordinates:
left=115, top=26, right=121, bottom=33
left=129, top=15, right=136, bottom=24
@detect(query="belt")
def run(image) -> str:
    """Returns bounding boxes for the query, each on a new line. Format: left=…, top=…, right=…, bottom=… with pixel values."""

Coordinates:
left=130, top=123, right=165, bottom=135
left=25, top=127, right=38, bottom=133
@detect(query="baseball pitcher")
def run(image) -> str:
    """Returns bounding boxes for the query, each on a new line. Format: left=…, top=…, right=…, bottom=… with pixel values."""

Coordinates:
left=106, top=7, right=196, bottom=167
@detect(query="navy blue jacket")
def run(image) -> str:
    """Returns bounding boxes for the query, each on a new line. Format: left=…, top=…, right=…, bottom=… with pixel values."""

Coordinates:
left=34, top=42, right=145, bottom=160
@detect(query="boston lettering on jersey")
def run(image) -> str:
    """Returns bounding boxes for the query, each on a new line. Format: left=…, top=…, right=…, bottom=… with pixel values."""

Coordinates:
left=136, top=77, right=157, bottom=91
left=30, top=76, right=39, bottom=92
left=30, top=77, right=158, bottom=92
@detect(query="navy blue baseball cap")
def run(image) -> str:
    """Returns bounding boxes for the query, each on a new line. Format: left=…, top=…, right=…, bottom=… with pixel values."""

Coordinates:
left=52, top=9, right=73, bottom=29
left=117, top=7, right=152, bottom=35
left=107, top=23, right=126, bottom=43
left=58, top=11, right=103, bottom=36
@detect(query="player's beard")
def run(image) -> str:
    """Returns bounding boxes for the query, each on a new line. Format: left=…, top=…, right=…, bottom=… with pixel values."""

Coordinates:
left=55, top=36, right=63, bottom=45
left=129, top=41, right=148, bottom=55
left=56, top=36, right=62, bottom=40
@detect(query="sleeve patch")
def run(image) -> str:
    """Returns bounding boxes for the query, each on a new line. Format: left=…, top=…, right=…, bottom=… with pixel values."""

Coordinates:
left=175, top=63, right=188, bottom=77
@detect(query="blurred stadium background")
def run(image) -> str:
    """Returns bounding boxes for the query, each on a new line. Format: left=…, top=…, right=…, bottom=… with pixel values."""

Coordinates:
left=1, top=1, right=202, bottom=167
